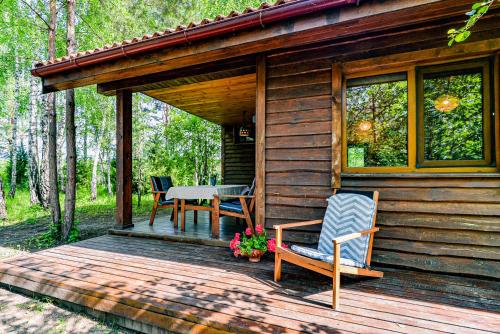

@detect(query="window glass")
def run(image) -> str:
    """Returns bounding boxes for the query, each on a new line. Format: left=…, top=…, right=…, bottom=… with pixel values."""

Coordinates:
left=346, top=74, right=408, bottom=168
left=422, top=68, right=484, bottom=161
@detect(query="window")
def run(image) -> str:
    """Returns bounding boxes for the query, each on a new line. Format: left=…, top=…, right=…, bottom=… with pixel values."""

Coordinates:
left=346, top=73, right=408, bottom=168
left=417, top=60, right=493, bottom=167
left=343, top=57, right=496, bottom=173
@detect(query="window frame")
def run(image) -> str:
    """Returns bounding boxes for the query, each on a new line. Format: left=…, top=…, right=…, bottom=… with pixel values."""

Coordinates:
left=416, top=59, right=493, bottom=168
left=342, top=67, right=416, bottom=173
left=341, top=58, right=497, bottom=174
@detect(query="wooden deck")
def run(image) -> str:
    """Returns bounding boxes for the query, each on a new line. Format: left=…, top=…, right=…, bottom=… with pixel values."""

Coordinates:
left=0, top=235, right=498, bottom=334
left=109, top=210, right=241, bottom=245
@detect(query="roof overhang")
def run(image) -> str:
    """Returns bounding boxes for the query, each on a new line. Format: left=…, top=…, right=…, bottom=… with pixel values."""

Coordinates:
left=32, top=0, right=486, bottom=93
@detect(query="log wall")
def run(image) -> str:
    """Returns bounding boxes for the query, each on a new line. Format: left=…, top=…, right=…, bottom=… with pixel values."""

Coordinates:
left=264, top=50, right=500, bottom=279
left=222, top=126, right=255, bottom=186
left=265, top=58, right=332, bottom=234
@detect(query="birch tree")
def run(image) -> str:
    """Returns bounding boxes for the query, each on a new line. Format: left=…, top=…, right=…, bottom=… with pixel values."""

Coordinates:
left=63, top=0, right=77, bottom=241
left=91, top=114, right=107, bottom=201
left=47, top=0, right=61, bottom=229
left=28, top=66, right=41, bottom=205
left=0, top=178, right=6, bottom=220
left=8, top=58, right=19, bottom=198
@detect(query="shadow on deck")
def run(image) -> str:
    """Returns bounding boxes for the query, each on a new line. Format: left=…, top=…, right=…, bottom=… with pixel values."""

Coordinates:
left=0, top=234, right=498, bottom=333
left=109, top=210, right=245, bottom=247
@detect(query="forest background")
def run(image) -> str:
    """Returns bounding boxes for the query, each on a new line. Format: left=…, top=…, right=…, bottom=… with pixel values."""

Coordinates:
left=0, top=0, right=261, bottom=248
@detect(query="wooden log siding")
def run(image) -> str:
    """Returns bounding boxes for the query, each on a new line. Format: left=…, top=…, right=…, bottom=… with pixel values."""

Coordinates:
left=222, top=126, right=255, bottom=186
left=264, top=54, right=500, bottom=278
left=265, top=58, right=333, bottom=234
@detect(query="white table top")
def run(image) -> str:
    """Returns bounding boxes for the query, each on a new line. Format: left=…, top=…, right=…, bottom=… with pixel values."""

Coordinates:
left=165, top=185, right=248, bottom=200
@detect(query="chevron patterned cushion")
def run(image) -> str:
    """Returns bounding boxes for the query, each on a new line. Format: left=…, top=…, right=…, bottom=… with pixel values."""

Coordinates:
left=317, top=193, right=376, bottom=268
left=290, top=245, right=357, bottom=267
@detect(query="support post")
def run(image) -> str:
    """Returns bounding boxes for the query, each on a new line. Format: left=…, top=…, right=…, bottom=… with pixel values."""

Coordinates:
left=255, top=54, right=266, bottom=228
left=331, top=63, right=343, bottom=189
left=115, top=89, right=133, bottom=229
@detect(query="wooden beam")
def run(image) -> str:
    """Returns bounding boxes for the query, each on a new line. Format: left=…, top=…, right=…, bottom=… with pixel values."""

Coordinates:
left=331, top=63, right=342, bottom=189
left=255, top=55, right=266, bottom=228
left=41, top=0, right=479, bottom=92
left=97, top=56, right=256, bottom=95
left=343, top=38, right=500, bottom=75
left=495, top=52, right=500, bottom=172
left=115, top=90, right=133, bottom=229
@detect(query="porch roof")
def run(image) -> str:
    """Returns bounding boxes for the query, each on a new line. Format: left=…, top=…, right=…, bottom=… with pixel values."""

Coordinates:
left=31, top=0, right=357, bottom=77
left=31, top=0, right=476, bottom=93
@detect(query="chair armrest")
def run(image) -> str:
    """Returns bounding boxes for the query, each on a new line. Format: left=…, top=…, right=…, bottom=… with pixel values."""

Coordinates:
left=152, top=190, right=169, bottom=194
left=333, top=227, right=379, bottom=244
left=273, top=219, right=323, bottom=230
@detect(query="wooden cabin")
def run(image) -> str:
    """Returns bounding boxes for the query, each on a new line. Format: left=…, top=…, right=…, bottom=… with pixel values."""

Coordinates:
left=32, top=0, right=500, bottom=279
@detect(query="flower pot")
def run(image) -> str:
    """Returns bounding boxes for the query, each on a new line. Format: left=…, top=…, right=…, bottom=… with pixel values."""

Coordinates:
left=248, top=250, right=263, bottom=263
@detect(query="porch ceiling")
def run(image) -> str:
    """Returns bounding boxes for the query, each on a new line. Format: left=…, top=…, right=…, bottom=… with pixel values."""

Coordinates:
left=145, top=73, right=256, bottom=125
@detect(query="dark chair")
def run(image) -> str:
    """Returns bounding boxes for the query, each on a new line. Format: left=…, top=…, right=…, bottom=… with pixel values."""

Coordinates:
left=149, top=176, right=198, bottom=226
left=150, top=176, right=176, bottom=225
left=216, top=178, right=256, bottom=233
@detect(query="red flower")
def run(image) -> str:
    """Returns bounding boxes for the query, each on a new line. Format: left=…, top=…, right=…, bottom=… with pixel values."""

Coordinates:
left=267, top=238, right=276, bottom=252
left=255, top=224, right=264, bottom=235
left=234, top=233, right=241, bottom=241
left=267, top=238, right=287, bottom=253
left=234, top=248, right=241, bottom=257
left=245, top=227, right=252, bottom=236
left=229, top=238, right=240, bottom=251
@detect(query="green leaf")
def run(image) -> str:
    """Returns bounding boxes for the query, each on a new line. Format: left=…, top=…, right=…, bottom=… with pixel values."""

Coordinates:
left=471, top=2, right=483, bottom=10
left=447, top=28, right=456, bottom=34
left=455, top=31, right=471, bottom=42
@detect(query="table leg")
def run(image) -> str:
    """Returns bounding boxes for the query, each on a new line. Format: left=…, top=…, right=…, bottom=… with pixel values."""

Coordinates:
left=181, top=199, right=186, bottom=232
left=209, top=200, right=212, bottom=224
left=194, top=209, right=198, bottom=224
left=173, top=198, right=178, bottom=228
left=211, top=196, right=220, bottom=239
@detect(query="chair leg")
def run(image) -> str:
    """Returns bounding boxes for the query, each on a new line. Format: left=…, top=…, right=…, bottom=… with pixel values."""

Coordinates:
left=194, top=210, right=198, bottom=224
left=149, top=205, right=158, bottom=226
left=274, top=250, right=282, bottom=282
left=170, top=210, right=174, bottom=222
left=333, top=243, right=341, bottom=310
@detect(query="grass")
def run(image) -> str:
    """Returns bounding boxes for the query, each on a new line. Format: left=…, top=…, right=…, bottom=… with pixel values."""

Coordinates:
left=1, top=186, right=154, bottom=227
left=0, top=184, right=154, bottom=252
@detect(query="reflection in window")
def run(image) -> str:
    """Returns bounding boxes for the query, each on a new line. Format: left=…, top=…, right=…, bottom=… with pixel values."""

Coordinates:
left=423, top=69, right=484, bottom=161
left=346, top=74, right=408, bottom=168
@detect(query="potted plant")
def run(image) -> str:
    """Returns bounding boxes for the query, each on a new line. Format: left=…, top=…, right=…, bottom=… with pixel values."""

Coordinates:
left=230, top=225, right=288, bottom=262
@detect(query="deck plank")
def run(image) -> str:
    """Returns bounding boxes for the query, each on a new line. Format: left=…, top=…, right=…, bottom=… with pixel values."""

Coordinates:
left=0, top=235, right=499, bottom=334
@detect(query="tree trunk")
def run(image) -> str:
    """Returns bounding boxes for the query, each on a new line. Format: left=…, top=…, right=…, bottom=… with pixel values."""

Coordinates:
left=83, top=122, right=88, bottom=161
left=28, top=66, right=42, bottom=205
left=63, top=0, right=77, bottom=241
left=0, top=178, right=7, bottom=220
left=106, top=147, right=113, bottom=196
left=91, top=116, right=106, bottom=201
left=163, top=103, right=170, bottom=147
left=137, top=159, right=142, bottom=208
left=48, top=0, right=61, bottom=230
left=8, top=58, right=19, bottom=198
left=40, top=95, right=50, bottom=208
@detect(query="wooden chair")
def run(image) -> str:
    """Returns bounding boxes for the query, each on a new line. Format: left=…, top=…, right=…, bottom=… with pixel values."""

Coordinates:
left=149, top=176, right=197, bottom=226
left=215, top=178, right=256, bottom=233
left=274, top=190, right=383, bottom=310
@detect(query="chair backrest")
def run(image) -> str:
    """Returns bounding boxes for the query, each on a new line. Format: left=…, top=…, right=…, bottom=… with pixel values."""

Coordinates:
left=248, top=177, right=256, bottom=196
left=318, top=192, right=378, bottom=268
left=150, top=176, right=173, bottom=202
left=335, top=189, right=376, bottom=200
